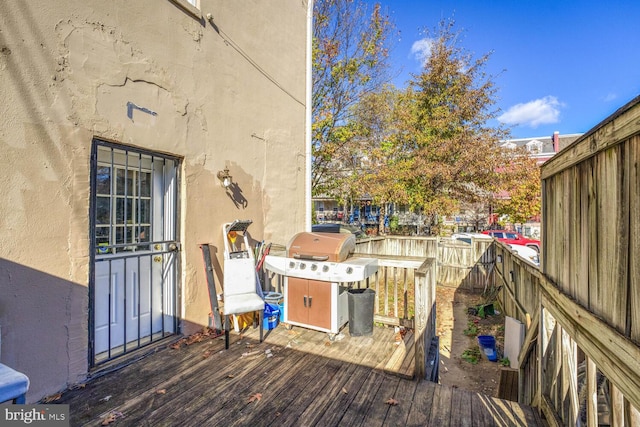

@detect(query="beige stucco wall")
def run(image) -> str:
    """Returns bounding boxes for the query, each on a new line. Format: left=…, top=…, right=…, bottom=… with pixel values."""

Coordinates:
left=0, top=0, right=308, bottom=402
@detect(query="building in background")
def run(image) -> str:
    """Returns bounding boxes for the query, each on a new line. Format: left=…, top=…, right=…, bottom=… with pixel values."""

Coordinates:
left=491, top=131, right=583, bottom=237
left=500, top=131, right=583, bottom=165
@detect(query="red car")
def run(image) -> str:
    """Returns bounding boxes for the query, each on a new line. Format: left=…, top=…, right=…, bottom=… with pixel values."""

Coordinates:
left=481, top=230, right=540, bottom=252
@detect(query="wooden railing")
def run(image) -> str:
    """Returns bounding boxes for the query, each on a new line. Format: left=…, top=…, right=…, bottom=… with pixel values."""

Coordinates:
left=354, top=237, right=440, bottom=380
left=356, top=255, right=437, bottom=379
left=356, top=235, right=493, bottom=292
left=263, top=231, right=634, bottom=404
left=493, top=242, right=640, bottom=426
left=364, top=256, right=424, bottom=327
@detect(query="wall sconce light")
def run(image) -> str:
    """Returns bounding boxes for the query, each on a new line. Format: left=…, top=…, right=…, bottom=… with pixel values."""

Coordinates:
left=217, top=167, right=232, bottom=188
left=497, top=254, right=503, bottom=263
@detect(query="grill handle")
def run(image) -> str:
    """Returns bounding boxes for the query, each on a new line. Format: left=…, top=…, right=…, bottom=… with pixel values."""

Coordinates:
left=292, top=253, right=329, bottom=261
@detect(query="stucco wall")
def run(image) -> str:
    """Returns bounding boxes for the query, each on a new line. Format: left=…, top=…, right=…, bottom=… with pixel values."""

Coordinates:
left=0, top=0, right=308, bottom=401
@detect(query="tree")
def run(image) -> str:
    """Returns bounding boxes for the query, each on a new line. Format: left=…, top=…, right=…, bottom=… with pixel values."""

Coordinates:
left=393, top=19, right=508, bottom=227
left=312, top=0, right=396, bottom=197
left=348, top=85, right=409, bottom=233
left=493, top=148, right=541, bottom=224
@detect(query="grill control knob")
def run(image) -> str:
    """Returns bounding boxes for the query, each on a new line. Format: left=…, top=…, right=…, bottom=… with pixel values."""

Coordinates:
left=322, top=265, right=329, bottom=273
left=311, top=264, right=318, bottom=271
left=346, top=267, right=353, bottom=274
left=289, top=261, right=296, bottom=269
left=299, top=263, right=306, bottom=270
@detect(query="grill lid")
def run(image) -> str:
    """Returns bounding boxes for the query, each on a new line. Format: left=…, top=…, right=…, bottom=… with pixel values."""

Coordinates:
left=287, top=232, right=355, bottom=262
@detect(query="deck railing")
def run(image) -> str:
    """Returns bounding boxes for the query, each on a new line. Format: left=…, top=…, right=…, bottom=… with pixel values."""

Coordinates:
left=532, top=96, right=640, bottom=426
left=493, top=242, right=640, bottom=426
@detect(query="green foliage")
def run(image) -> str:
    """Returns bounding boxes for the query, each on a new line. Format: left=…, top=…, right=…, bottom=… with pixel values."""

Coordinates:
left=311, top=203, right=318, bottom=225
left=463, top=322, right=478, bottom=336
left=461, top=346, right=481, bottom=365
left=389, top=214, right=399, bottom=233
left=312, top=12, right=527, bottom=227
left=394, top=19, right=508, bottom=216
left=493, top=148, right=542, bottom=223
left=311, top=0, right=396, bottom=197
left=499, top=357, right=510, bottom=367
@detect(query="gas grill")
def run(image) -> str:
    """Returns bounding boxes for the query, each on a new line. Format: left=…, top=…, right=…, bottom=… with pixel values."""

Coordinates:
left=263, top=231, right=378, bottom=337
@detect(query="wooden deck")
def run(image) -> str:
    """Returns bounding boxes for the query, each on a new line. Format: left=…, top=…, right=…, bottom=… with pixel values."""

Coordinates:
left=57, top=324, right=545, bottom=426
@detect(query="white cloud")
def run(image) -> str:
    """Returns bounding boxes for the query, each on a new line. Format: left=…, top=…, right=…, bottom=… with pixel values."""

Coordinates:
left=603, top=92, right=617, bottom=102
left=410, top=38, right=434, bottom=66
left=498, top=96, right=562, bottom=128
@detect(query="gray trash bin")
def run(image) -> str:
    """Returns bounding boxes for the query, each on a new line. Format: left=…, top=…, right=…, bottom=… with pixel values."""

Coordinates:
left=347, top=288, right=375, bottom=336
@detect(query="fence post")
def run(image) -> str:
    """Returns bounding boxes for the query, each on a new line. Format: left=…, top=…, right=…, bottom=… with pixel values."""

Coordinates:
left=414, top=257, right=436, bottom=380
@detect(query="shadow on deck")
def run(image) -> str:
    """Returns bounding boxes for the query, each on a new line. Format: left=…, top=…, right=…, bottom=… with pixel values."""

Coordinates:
left=57, top=324, right=545, bottom=426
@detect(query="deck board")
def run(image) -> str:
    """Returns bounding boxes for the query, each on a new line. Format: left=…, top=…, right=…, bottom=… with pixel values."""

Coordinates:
left=192, top=349, right=314, bottom=426
left=338, top=369, right=387, bottom=426
left=56, top=324, right=545, bottom=427
left=359, top=374, right=401, bottom=427
left=471, top=391, right=492, bottom=427
left=384, top=330, right=415, bottom=379
left=404, top=379, right=436, bottom=425
left=428, top=382, right=453, bottom=425
left=450, top=387, right=473, bottom=427
left=384, top=377, right=418, bottom=426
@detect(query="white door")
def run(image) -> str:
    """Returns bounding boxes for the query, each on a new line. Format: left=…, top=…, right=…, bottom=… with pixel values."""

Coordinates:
left=91, top=142, right=179, bottom=364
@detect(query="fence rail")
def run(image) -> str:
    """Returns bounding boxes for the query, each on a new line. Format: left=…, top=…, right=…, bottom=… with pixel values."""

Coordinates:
left=494, top=241, right=640, bottom=426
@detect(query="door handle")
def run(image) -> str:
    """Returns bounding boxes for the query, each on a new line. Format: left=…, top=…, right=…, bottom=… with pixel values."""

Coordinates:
left=303, top=295, right=308, bottom=307
left=308, top=296, right=312, bottom=307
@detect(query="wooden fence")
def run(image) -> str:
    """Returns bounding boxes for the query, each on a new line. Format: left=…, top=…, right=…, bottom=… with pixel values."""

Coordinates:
left=438, top=239, right=494, bottom=291
left=495, top=242, right=640, bottom=426
left=356, top=235, right=494, bottom=291
left=494, top=96, right=640, bottom=426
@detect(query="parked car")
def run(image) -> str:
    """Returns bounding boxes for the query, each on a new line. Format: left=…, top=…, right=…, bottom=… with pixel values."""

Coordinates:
left=312, top=223, right=367, bottom=239
left=509, top=244, right=540, bottom=266
left=481, top=230, right=540, bottom=252
left=451, top=233, right=493, bottom=244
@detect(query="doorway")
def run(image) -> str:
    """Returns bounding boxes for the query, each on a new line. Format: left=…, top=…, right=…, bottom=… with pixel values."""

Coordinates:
left=89, top=140, right=181, bottom=366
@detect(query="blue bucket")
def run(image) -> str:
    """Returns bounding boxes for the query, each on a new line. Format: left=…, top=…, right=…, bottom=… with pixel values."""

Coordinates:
left=278, top=302, right=285, bottom=322
left=263, top=303, right=279, bottom=330
left=477, top=335, right=495, bottom=347
left=477, top=335, right=497, bottom=362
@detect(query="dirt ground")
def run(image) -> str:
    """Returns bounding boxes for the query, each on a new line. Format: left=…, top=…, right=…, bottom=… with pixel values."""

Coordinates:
left=436, top=285, right=505, bottom=397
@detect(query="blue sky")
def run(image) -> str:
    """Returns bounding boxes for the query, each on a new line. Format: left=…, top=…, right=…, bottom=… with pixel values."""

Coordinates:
left=371, top=1, right=640, bottom=139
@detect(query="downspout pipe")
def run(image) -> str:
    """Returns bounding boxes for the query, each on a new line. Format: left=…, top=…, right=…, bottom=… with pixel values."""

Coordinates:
left=305, top=0, right=314, bottom=232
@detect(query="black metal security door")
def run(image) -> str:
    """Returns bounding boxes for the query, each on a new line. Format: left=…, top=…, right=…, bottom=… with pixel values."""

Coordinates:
left=89, top=140, right=181, bottom=366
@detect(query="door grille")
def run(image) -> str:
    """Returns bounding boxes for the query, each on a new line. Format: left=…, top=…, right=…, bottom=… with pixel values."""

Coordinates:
left=89, top=140, right=181, bottom=367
